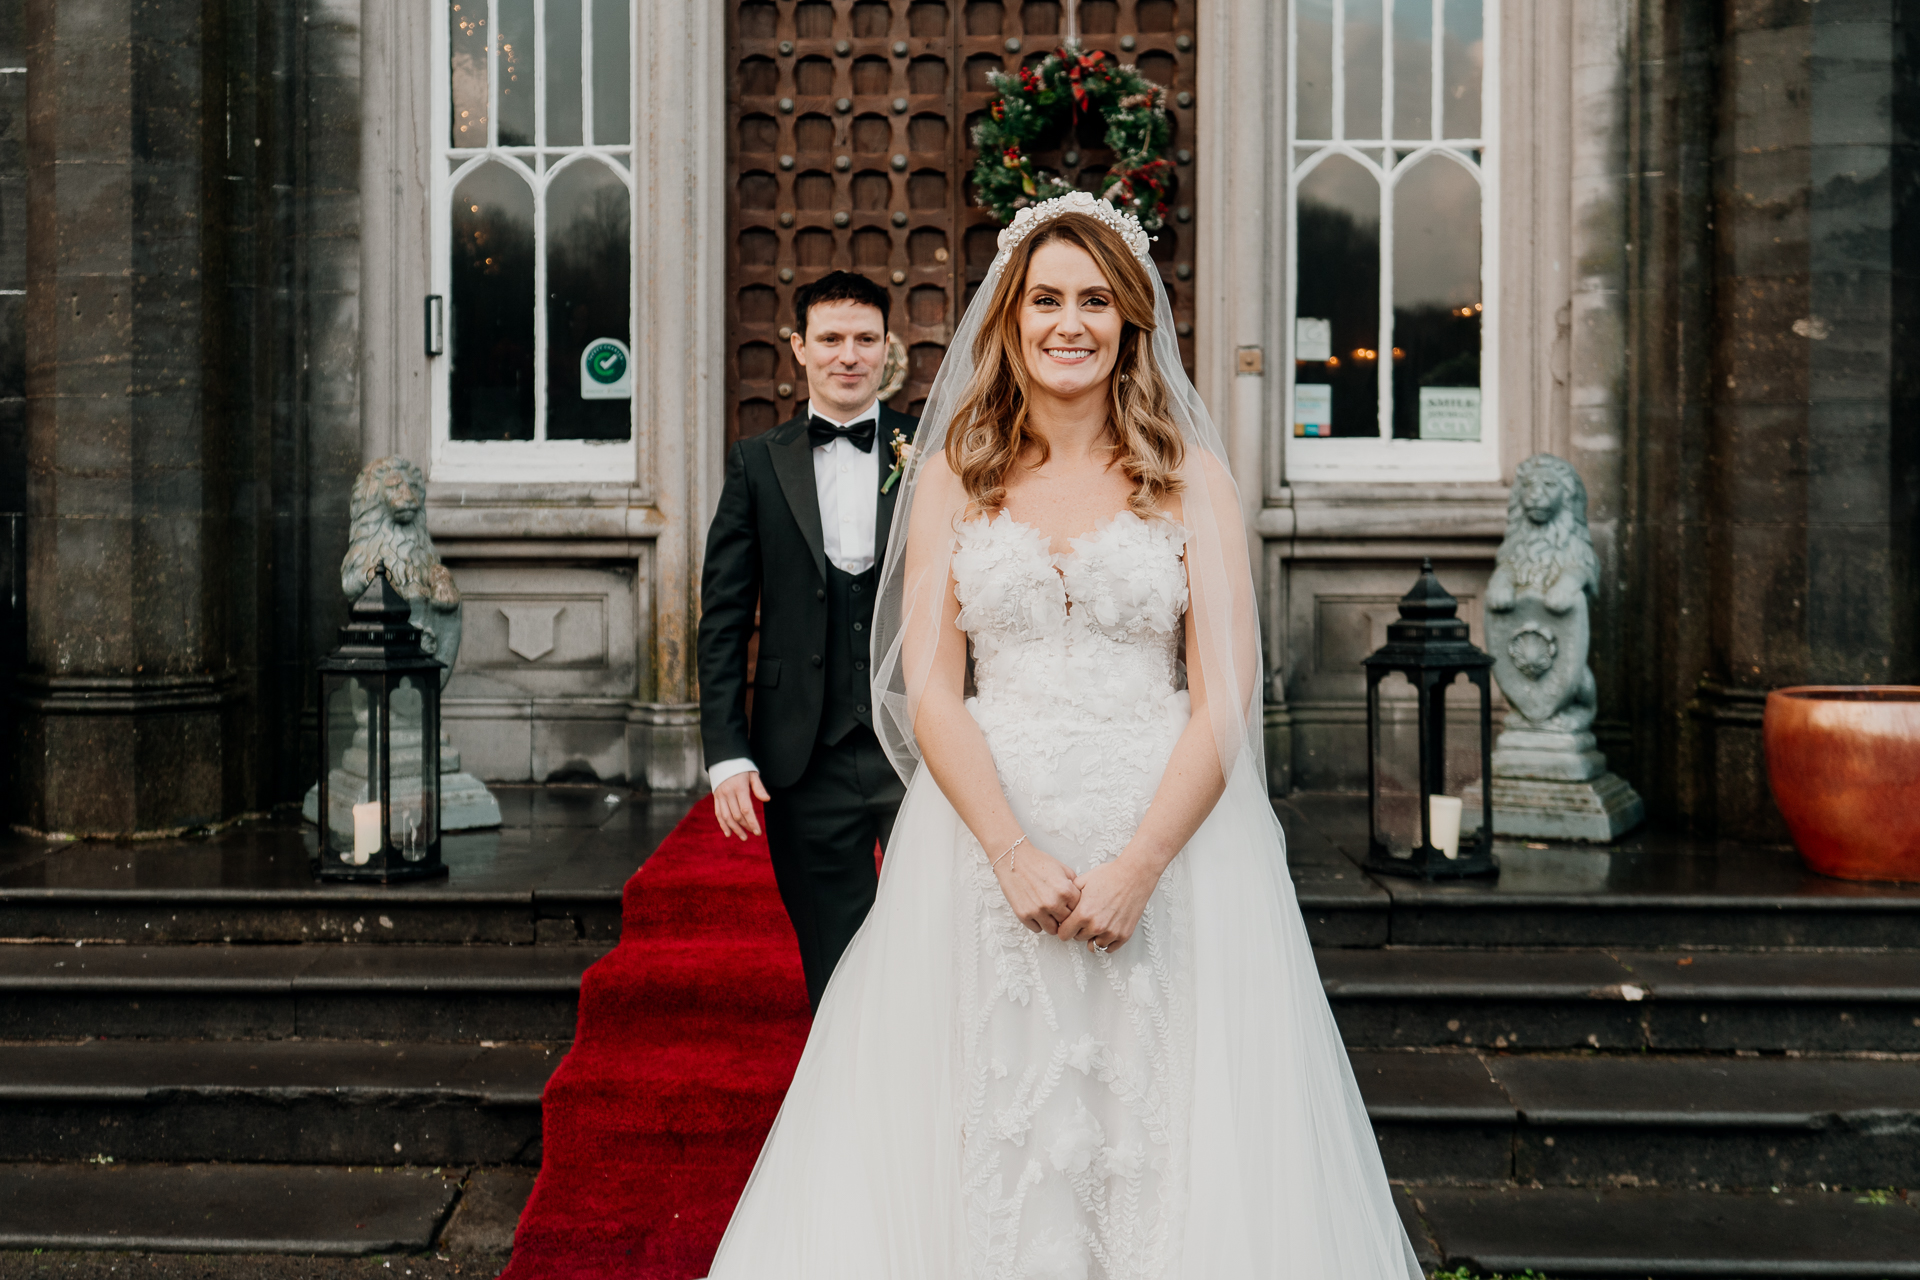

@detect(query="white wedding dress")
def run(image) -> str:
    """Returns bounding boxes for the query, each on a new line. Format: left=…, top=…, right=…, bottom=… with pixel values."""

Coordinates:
left=705, top=510, right=1421, bottom=1280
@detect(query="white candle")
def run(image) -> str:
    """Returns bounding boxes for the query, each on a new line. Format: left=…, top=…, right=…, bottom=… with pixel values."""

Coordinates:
left=1429, top=794, right=1464, bottom=859
left=351, top=801, right=382, bottom=865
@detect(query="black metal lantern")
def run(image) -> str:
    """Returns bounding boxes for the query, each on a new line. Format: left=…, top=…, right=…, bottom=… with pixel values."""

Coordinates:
left=314, top=564, right=448, bottom=882
left=1362, top=559, right=1498, bottom=879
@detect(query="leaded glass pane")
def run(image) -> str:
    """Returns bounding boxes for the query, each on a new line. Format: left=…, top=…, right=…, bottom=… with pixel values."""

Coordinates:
left=1342, top=0, right=1383, bottom=140
left=449, top=0, right=489, bottom=146
left=497, top=0, right=537, bottom=147
left=547, top=0, right=585, bottom=147
left=1392, top=0, right=1433, bottom=141
left=1442, top=0, right=1484, bottom=139
left=1391, top=154, right=1480, bottom=440
left=1296, top=0, right=1333, bottom=140
left=592, top=0, right=632, bottom=145
left=1295, top=154, right=1380, bottom=438
left=546, top=160, right=633, bottom=440
left=450, top=163, right=536, bottom=441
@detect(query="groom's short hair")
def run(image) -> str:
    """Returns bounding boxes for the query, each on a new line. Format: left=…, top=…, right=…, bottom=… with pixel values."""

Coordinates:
left=794, top=271, right=890, bottom=336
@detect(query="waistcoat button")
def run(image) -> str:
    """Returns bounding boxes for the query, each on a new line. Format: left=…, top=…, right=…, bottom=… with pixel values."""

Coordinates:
left=816, top=588, right=826, bottom=601
left=811, top=654, right=822, bottom=666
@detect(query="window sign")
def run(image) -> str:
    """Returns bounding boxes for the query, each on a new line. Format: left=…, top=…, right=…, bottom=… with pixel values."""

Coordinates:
left=1286, top=0, right=1496, bottom=480
left=1418, top=387, right=1480, bottom=440
left=580, top=338, right=632, bottom=400
left=1296, top=317, right=1333, bottom=363
left=433, top=0, right=636, bottom=480
left=1295, top=383, right=1335, bottom=438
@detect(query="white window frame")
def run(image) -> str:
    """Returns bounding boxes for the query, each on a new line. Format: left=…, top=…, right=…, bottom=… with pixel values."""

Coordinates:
left=1284, top=0, right=1500, bottom=483
left=429, top=0, right=639, bottom=484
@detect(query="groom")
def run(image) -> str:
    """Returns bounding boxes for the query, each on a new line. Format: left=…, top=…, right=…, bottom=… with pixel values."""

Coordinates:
left=699, top=271, right=915, bottom=1011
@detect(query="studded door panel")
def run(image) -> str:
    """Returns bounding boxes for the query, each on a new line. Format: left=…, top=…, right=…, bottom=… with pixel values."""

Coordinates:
left=727, top=0, right=1197, bottom=447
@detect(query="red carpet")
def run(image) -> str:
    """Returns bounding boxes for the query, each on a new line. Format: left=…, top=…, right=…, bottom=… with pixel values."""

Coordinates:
left=500, top=796, right=811, bottom=1279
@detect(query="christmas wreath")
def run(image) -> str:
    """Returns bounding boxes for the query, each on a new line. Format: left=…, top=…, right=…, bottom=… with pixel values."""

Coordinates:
left=971, top=45, right=1174, bottom=232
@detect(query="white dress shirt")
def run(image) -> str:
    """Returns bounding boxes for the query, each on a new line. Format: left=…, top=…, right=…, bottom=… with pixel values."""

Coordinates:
left=709, top=400, right=882, bottom=791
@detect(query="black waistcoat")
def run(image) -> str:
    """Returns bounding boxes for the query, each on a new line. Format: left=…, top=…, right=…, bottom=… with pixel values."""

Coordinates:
left=819, top=559, right=879, bottom=746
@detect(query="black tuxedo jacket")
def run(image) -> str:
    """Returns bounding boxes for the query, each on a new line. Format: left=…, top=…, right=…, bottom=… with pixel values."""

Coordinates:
left=699, top=405, right=918, bottom=790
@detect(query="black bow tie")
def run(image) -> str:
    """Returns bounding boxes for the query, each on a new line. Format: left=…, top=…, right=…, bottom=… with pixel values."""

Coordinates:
left=808, top=415, right=876, bottom=453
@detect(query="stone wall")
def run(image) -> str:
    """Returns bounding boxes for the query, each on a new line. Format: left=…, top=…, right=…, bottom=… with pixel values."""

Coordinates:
left=0, top=3, right=26, bottom=822
left=1618, top=0, right=1920, bottom=841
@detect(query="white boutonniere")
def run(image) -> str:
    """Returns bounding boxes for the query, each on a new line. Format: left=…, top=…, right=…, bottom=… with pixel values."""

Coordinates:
left=882, top=427, right=914, bottom=493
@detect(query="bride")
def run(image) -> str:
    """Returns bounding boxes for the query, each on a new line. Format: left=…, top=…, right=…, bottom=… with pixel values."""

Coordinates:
left=706, top=193, right=1420, bottom=1279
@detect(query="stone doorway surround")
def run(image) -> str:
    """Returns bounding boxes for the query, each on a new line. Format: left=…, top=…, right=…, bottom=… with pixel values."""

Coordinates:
left=361, top=0, right=725, bottom=792
left=353, top=0, right=1618, bottom=797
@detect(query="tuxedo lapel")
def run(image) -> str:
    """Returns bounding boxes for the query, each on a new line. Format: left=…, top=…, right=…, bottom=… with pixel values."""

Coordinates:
left=767, top=416, right=827, bottom=582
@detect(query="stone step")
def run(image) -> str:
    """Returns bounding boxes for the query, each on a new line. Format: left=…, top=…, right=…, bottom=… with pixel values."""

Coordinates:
left=0, top=943, right=607, bottom=1041
left=1323, top=946, right=1920, bottom=1052
left=0, top=1040, right=555, bottom=1165
left=0, top=1162, right=476, bottom=1255
left=1403, top=1183, right=1920, bottom=1277
left=1280, top=794, right=1920, bottom=951
left=0, top=789, right=697, bottom=947
left=10, top=1036, right=1919, bottom=1188
left=0, top=884, right=627, bottom=946
left=1359, top=1049, right=1920, bottom=1189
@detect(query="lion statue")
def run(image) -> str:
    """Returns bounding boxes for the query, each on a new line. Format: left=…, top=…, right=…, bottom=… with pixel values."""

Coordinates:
left=1487, top=454, right=1600, bottom=615
left=343, top=457, right=462, bottom=685
left=1486, top=454, right=1600, bottom=731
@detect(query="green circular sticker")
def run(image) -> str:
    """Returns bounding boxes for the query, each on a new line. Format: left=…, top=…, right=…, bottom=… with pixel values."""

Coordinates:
left=585, top=341, right=627, bottom=385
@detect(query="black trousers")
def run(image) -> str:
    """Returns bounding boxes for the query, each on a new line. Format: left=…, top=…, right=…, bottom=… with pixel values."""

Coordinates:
left=763, top=724, right=906, bottom=1011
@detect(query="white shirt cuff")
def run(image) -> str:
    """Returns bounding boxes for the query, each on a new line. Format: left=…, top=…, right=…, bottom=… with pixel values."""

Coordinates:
left=707, top=757, right=759, bottom=790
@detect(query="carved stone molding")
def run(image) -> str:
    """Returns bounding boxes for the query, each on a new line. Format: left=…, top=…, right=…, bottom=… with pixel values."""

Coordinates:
left=14, top=673, right=240, bottom=717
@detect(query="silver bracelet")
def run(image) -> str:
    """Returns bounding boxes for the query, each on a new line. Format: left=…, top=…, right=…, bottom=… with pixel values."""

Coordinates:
left=991, top=834, right=1027, bottom=873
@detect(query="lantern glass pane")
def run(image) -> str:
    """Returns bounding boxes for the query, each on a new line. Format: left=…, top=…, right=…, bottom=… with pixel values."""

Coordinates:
left=1441, top=672, right=1487, bottom=855
left=324, top=674, right=386, bottom=866
left=388, top=675, right=435, bottom=861
left=1372, top=670, right=1422, bottom=858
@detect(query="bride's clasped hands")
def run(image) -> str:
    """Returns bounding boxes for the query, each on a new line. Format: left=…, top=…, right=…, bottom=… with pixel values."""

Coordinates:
left=989, top=837, right=1082, bottom=936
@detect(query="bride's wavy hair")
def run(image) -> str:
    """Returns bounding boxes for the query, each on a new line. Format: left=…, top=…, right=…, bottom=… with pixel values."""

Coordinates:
left=943, top=211, right=1185, bottom=518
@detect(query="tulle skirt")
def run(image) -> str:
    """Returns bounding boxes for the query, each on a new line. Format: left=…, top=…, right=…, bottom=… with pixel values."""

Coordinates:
left=703, top=755, right=1421, bottom=1279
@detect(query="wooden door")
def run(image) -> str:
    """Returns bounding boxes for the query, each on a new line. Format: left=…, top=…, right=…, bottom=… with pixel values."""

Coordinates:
left=726, top=0, right=1198, bottom=447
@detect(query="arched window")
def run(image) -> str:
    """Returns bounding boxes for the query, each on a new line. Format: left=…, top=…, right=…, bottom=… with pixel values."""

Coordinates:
left=434, top=0, right=635, bottom=480
left=1287, top=0, right=1496, bottom=481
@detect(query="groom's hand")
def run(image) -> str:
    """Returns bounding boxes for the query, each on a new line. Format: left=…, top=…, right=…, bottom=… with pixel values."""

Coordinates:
left=714, top=771, right=770, bottom=840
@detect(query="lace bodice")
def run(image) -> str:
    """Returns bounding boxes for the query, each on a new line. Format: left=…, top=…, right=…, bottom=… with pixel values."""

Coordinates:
left=953, top=510, right=1189, bottom=807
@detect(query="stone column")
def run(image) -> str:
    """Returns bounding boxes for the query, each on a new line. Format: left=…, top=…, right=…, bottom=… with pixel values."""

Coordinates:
left=16, top=0, right=238, bottom=833
left=624, top=0, right=727, bottom=792
left=1195, top=0, right=1290, bottom=791
left=1566, top=0, right=1633, bottom=774
left=1693, top=4, right=1920, bottom=843
left=1624, top=1, right=1920, bottom=842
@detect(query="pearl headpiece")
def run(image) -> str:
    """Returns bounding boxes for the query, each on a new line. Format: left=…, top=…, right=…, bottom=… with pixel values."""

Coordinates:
left=990, top=192, right=1154, bottom=279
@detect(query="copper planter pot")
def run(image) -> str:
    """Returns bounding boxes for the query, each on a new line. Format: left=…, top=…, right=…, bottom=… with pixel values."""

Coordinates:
left=1764, top=686, right=1920, bottom=882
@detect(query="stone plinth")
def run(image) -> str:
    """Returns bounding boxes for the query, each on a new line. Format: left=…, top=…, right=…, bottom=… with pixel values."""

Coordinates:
left=1492, top=726, right=1608, bottom=783
left=1489, top=773, right=1646, bottom=843
left=1482, top=716, right=1645, bottom=843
